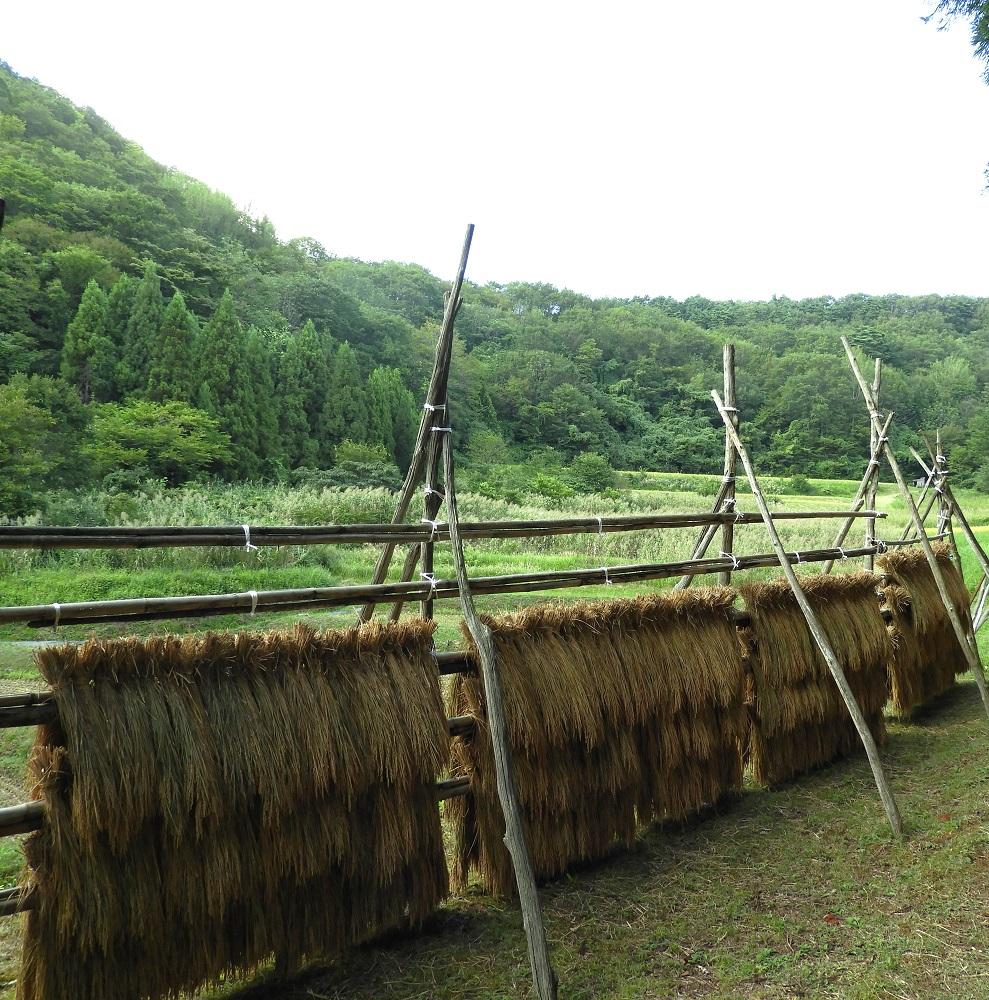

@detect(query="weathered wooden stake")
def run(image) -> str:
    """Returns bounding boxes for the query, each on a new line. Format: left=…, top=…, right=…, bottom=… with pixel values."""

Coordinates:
left=718, top=344, right=738, bottom=587
left=864, top=359, right=882, bottom=571
left=359, top=224, right=473, bottom=623
left=712, top=389, right=903, bottom=836
left=841, top=336, right=989, bottom=720
left=676, top=345, right=739, bottom=590
left=440, top=425, right=559, bottom=1000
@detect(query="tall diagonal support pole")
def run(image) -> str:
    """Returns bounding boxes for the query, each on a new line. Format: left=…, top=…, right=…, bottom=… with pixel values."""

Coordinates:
left=864, top=359, right=882, bottom=571
left=712, top=390, right=903, bottom=837
left=358, top=225, right=473, bottom=623
left=441, top=425, right=559, bottom=1000
left=821, top=411, right=894, bottom=575
left=841, top=336, right=989, bottom=720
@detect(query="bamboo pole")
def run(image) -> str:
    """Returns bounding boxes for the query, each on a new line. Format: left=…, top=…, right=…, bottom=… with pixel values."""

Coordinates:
left=972, top=576, right=989, bottom=633
left=821, top=412, right=894, bottom=574
left=441, top=426, right=558, bottom=1000
left=933, top=435, right=963, bottom=566
left=388, top=546, right=421, bottom=621
left=358, top=225, right=473, bottom=623
left=3, top=539, right=923, bottom=630
left=420, top=425, right=446, bottom=621
left=712, top=388, right=903, bottom=836
left=864, top=359, right=882, bottom=571
left=718, top=344, right=738, bottom=587
left=0, top=509, right=885, bottom=551
left=841, top=335, right=989, bottom=720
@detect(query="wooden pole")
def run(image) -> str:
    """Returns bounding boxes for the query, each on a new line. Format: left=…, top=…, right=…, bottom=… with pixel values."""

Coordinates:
left=358, top=224, right=473, bottom=623
left=972, top=576, right=989, bottom=633
left=821, top=412, right=894, bottom=574
left=934, top=434, right=963, bottom=566
left=440, top=426, right=559, bottom=1000
left=4, top=537, right=916, bottom=630
left=718, top=344, right=738, bottom=587
left=841, top=335, right=989, bottom=720
left=419, top=414, right=446, bottom=621
left=712, top=389, right=903, bottom=836
left=864, top=359, right=882, bottom=571
left=675, top=479, right=734, bottom=590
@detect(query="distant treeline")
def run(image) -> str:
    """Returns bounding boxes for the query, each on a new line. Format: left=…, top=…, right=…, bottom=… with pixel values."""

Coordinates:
left=3, top=59, right=989, bottom=515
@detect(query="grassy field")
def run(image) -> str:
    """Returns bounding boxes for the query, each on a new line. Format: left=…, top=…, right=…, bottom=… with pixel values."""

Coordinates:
left=0, top=476, right=987, bottom=998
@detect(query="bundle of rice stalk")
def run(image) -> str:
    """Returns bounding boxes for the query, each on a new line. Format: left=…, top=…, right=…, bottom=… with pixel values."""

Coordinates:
left=448, top=588, right=746, bottom=897
left=740, top=572, right=890, bottom=786
left=19, top=620, right=449, bottom=1000
left=879, top=543, right=972, bottom=716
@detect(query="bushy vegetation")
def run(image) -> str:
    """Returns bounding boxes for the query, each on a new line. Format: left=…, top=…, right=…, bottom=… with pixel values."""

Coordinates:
left=5, top=59, right=989, bottom=521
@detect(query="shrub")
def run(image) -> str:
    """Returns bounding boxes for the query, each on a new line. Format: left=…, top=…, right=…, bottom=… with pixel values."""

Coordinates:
left=784, top=473, right=814, bottom=495
left=567, top=452, right=616, bottom=493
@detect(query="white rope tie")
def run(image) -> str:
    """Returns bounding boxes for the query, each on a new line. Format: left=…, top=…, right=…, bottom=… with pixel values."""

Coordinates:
left=52, top=603, right=61, bottom=630
left=793, top=552, right=802, bottom=564
left=595, top=516, right=604, bottom=534
left=241, top=525, right=258, bottom=552
left=601, top=567, right=613, bottom=586
left=876, top=540, right=888, bottom=554
left=430, top=426, right=453, bottom=433
left=837, top=547, right=849, bottom=560
left=720, top=551, right=741, bottom=571
left=248, top=590, right=259, bottom=616
left=735, top=508, right=745, bottom=523
left=420, top=572, right=437, bottom=597
left=423, top=402, right=446, bottom=412
left=423, top=486, right=443, bottom=498
left=421, top=518, right=444, bottom=540
left=722, top=406, right=739, bottom=413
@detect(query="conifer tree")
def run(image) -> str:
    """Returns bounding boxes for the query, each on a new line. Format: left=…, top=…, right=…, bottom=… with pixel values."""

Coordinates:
left=367, top=366, right=417, bottom=469
left=60, top=279, right=114, bottom=403
left=146, top=291, right=198, bottom=403
left=244, top=327, right=282, bottom=470
left=119, top=260, right=163, bottom=396
left=327, top=341, right=369, bottom=451
left=196, top=289, right=259, bottom=478
left=295, top=319, right=332, bottom=465
left=104, top=274, right=135, bottom=353
left=275, top=334, right=313, bottom=468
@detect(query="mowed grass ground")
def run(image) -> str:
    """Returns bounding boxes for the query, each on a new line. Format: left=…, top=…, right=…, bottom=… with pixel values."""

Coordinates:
left=1, top=476, right=988, bottom=998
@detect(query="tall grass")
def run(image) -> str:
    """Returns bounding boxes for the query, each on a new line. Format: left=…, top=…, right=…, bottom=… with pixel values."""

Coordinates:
left=1, top=480, right=985, bottom=643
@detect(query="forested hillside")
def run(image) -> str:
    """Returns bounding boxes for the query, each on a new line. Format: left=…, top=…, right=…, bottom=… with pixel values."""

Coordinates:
left=3, top=58, right=989, bottom=515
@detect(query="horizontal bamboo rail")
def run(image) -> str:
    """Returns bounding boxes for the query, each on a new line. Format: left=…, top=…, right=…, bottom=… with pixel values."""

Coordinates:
left=0, top=510, right=885, bottom=550
left=0, top=885, right=30, bottom=917
left=0, top=602, right=911, bottom=732
left=0, top=534, right=935, bottom=631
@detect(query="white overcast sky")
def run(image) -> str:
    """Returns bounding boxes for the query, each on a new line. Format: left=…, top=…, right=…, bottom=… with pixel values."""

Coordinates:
left=4, top=1, right=988, bottom=300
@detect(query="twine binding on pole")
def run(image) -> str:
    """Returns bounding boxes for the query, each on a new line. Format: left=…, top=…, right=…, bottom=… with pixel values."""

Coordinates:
left=241, top=525, right=258, bottom=552
left=720, top=551, right=741, bottom=571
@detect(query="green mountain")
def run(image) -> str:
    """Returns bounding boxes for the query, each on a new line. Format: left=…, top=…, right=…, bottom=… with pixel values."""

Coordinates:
left=2, top=58, right=989, bottom=514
